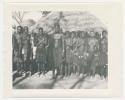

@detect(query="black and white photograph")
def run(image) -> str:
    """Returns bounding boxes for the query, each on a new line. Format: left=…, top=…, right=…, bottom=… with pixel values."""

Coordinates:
left=12, top=11, right=108, bottom=89
left=2, top=1, right=123, bottom=97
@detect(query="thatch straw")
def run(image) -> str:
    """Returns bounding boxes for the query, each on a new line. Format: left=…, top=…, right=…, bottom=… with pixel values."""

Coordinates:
left=30, top=12, right=107, bottom=34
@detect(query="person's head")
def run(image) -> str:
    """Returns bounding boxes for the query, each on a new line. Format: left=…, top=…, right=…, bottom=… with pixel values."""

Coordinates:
left=89, top=30, right=95, bottom=37
left=24, top=26, right=29, bottom=34
left=39, top=27, right=43, bottom=34
left=12, top=25, right=16, bottom=30
left=95, top=32, right=100, bottom=39
left=17, top=26, right=23, bottom=33
left=102, top=30, right=107, bottom=38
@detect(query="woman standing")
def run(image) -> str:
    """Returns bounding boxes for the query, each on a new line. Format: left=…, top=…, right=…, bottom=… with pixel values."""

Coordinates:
left=77, top=31, right=88, bottom=75
left=65, top=32, right=73, bottom=76
left=98, top=30, right=108, bottom=78
left=36, top=27, right=48, bottom=76
left=13, top=26, right=23, bottom=76
left=22, top=26, right=31, bottom=74
left=88, top=31, right=99, bottom=77
left=52, top=23, right=63, bottom=78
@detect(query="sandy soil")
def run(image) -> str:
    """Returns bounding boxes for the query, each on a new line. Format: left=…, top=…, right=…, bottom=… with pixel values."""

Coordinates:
left=13, top=71, right=107, bottom=89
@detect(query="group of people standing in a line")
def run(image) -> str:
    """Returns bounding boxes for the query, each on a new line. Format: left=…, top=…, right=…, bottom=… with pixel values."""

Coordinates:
left=12, top=23, right=108, bottom=79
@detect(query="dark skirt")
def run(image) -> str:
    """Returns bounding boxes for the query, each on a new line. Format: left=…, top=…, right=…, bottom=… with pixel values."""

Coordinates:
left=90, top=52, right=108, bottom=70
left=53, top=47, right=63, bottom=67
left=36, top=47, right=46, bottom=64
left=98, top=52, right=108, bottom=66
left=66, top=48, right=73, bottom=65
left=78, top=56, right=88, bottom=67
left=72, top=53, right=78, bottom=66
left=46, top=47, right=54, bottom=68
left=13, top=50, right=23, bottom=63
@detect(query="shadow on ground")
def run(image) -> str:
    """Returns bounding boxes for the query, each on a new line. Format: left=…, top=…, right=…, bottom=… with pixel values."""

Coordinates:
left=13, top=73, right=29, bottom=86
left=36, top=75, right=64, bottom=89
left=70, top=75, right=87, bottom=89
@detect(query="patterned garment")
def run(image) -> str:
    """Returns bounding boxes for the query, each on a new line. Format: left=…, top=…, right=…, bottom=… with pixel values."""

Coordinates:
left=36, top=34, right=48, bottom=63
left=97, top=37, right=108, bottom=66
left=13, top=49, right=23, bottom=63
left=90, top=51, right=108, bottom=71
left=100, top=37, right=108, bottom=53
left=53, top=33, right=63, bottom=67
left=22, top=33, right=31, bottom=60
left=72, top=38, right=78, bottom=66
left=77, top=38, right=89, bottom=66
left=65, top=38, right=73, bottom=65
left=46, top=35, right=54, bottom=68
left=98, top=52, right=108, bottom=66
left=88, top=37, right=99, bottom=53
left=13, top=32, right=22, bottom=53
left=12, top=32, right=23, bottom=63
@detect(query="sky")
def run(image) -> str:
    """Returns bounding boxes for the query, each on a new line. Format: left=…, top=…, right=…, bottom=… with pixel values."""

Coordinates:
left=12, top=11, right=42, bottom=26
left=23, top=11, right=42, bottom=22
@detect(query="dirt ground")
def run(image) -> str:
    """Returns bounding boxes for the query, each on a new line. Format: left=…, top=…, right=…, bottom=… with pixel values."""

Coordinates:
left=13, top=71, right=107, bottom=89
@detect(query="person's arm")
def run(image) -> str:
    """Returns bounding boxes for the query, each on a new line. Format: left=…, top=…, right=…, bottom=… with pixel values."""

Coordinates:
left=62, top=35, right=65, bottom=53
left=35, top=34, right=40, bottom=47
left=12, top=34, right=15, bottom=49
left=45, top=35, right=49, bottom=49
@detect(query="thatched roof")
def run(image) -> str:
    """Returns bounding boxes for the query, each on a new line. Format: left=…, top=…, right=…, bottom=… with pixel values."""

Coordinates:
left=30, top=11, right=107, bottom=34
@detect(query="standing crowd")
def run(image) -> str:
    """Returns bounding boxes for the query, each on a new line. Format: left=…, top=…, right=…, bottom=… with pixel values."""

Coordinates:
left=12, top=24, right=108, bottom=79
